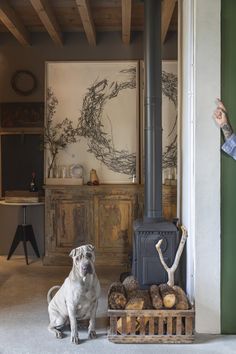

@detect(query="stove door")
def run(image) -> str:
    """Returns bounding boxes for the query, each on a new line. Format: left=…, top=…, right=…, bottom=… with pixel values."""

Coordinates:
left=133, top=230, right=180, bottom=289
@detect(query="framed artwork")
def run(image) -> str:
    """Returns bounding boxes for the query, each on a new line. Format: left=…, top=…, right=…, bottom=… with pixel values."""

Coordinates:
left=140, top=60, right=178, bottom=183
left=0, top=102, right=44, bottom=128
left=45, top=61, right=140, bottom=184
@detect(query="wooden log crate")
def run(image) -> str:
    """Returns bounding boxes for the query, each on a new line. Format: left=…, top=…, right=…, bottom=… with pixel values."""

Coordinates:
left=108, top=308, right=195, bottom=344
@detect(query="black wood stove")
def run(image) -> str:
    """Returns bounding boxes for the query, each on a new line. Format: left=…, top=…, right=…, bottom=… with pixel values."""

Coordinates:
left=132, top=0, right=180, bottom=289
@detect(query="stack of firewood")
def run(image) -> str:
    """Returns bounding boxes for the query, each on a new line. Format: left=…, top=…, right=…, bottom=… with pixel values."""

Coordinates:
left=108, top=275, right=191, bottom=335
left=108, top=275, right=190, bottom=311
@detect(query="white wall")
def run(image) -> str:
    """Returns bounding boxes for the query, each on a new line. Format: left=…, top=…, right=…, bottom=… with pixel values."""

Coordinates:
left=180, top=0, right=221, bottom=333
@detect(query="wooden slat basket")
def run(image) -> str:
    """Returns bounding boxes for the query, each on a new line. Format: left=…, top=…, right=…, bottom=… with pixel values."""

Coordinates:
left=108, top=308, right=195, bottom=344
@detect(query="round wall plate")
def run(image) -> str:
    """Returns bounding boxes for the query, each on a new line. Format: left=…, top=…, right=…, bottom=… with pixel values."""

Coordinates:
left=11, top=70, right=37, bottom=96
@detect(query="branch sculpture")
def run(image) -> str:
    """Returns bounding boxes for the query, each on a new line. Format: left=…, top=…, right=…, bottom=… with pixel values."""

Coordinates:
left=155, top=225, right=188, bottom=287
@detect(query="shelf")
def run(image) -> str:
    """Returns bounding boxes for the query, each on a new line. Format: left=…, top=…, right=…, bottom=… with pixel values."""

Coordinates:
left=45, top=177, right=83, bottom=185
left=0, top=127, right=44, bottom=135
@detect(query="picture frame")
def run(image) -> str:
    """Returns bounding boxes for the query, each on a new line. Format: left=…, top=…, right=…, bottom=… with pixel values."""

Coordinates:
left=45, top=61, right=140, bottom=184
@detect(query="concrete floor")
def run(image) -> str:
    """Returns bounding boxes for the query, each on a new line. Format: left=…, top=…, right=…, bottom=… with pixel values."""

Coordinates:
left=0, top=256, right=236, bottom=354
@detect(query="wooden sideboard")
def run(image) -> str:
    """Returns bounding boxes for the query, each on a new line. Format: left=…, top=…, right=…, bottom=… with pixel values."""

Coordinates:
left=43, top=183, right=177, bottom=266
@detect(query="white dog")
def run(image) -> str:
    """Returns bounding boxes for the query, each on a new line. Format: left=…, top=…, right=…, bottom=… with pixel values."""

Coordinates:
left=47, top=244, right=100, bottom=344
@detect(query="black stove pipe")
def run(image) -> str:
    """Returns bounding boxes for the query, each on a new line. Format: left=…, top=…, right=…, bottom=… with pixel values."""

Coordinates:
left=144, top=0, right=163, bottom=222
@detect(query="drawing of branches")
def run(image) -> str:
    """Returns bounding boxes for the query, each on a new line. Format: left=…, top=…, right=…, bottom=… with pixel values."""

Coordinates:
left=44, top=88, right=79, bottom=178
left=162, top=70, right=178, bottom=169
left=162, top=70, right=177, bottom=107
left=77, top=67, right=136, bottom=176
left=45, top=65, right=177, bottom=180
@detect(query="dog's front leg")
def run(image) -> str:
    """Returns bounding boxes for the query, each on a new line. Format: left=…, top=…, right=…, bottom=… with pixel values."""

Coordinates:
left=88, top=299, right=98, bottom=339
left=68, top=307, right=79, bottom=344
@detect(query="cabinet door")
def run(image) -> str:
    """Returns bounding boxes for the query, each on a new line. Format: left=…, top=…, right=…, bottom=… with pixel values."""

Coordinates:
left=94, top=194, right=137, bottom=266
left=53, top=198, right=93, bottom=253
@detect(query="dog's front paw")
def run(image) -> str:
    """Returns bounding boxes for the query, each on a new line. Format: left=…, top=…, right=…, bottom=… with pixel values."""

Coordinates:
left=56, top=330, right=63, bottom=339
left=71, top=335, right=80, bottom=344
left=88, top=330, right=97, bottom=339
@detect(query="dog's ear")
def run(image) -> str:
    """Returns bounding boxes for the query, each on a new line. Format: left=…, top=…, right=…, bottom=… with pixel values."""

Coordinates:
left=87, top=244, right=95, bottom=252
left=69, top=248, right=77, bottom=258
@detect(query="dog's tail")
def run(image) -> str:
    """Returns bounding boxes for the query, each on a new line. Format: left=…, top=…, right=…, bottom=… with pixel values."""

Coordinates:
left=47, top=285, right=60, bottom=304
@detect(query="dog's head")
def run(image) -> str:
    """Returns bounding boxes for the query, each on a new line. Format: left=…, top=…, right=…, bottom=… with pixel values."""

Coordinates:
left=69, top=244, right=95, bottom=278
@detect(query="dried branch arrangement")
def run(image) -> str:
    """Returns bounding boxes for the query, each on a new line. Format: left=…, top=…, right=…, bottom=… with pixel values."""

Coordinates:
left=44, top=88, right=79, bottom=178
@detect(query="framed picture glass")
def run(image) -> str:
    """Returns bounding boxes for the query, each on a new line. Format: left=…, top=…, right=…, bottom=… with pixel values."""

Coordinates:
left=45, top=61, right=140, bottom=184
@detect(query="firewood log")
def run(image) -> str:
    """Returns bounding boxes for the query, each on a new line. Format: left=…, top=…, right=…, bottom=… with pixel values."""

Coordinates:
left=122, top=275, right=139, bottom=297
left=149, top=284, right=163, bottom=309
left=173, top=285, right=190, bottom=310
left=125, top=289, right=152, bottom=309
left=117, top=291, right=152, bottom=334
left=117, top=297, right=144, bottom=334
left=108, top=282, right=127, bottom=309
left=136, top=290, right=152, bottom=309
left=108, top=291, right=127, bottom=310
left=117, top=295, right=149, bottom=334
left=107, top=281, right=126, bottom=298
left=159, top=283, right=176, bottom=308
left=125, top=297, right=144, bottom=310
left=117, top=316, right=140, bottom=334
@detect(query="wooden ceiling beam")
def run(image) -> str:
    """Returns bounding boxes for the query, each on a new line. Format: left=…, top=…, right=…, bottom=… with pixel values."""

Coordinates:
left=162, top=0, right=176, bottom=44
left=75, top=0, right=96, bottom=46
left=122, top=0, right=132, bottom=45
left=30, top=0, right=63, bottom=46
left=0, top=0, right=30, bottom=46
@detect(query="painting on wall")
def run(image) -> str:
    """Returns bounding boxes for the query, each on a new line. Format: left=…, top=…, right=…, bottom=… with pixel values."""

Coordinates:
left=45, top=61, right=139, bottom=184
left=140, top=60, right=178, bottom=184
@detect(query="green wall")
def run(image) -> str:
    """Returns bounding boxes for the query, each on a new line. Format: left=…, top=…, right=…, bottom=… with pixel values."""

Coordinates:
left=221, top=0, right=236, bottom=334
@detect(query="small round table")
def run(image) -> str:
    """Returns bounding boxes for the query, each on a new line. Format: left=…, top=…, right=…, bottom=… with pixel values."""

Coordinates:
left=0, top=200, right=44, bottom=265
